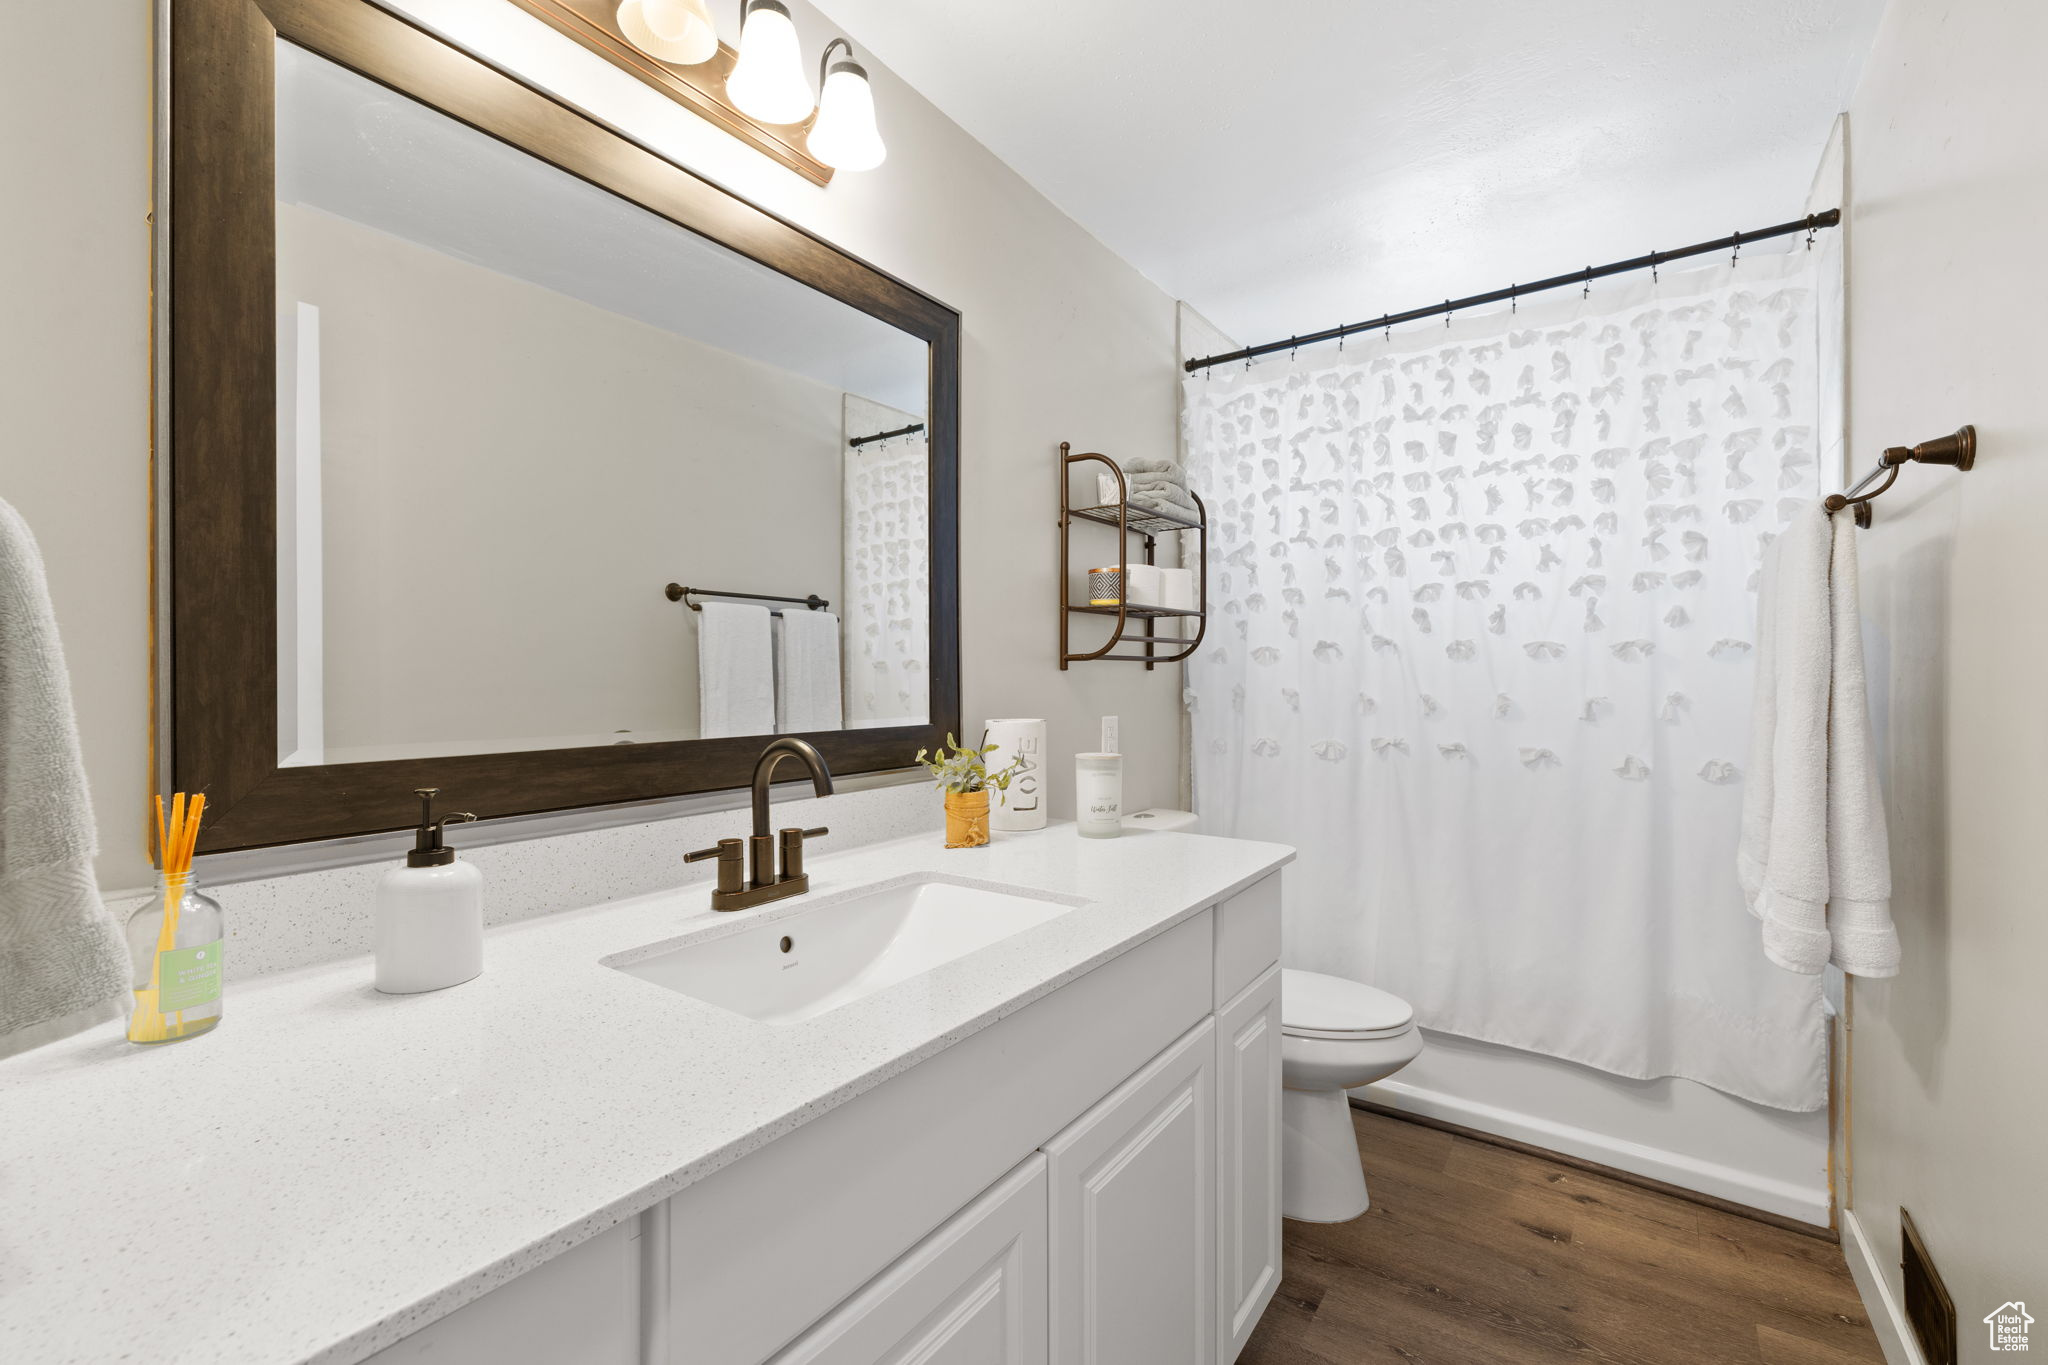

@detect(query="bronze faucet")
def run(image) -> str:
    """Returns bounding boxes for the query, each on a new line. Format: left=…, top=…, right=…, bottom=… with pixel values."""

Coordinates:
left=684, top=737, right=835, bottom=911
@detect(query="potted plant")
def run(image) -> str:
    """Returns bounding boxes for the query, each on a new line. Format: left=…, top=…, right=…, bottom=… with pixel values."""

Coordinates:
left=916, top=732, right=1027, bottom=849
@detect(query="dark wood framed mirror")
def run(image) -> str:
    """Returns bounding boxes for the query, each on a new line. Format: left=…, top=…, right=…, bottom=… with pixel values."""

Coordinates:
left=165, top=0, right=960, bottom=853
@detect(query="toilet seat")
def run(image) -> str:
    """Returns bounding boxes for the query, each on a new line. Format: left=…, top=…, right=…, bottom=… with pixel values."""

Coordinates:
left=1281, top=969, right=1415, bottom=1040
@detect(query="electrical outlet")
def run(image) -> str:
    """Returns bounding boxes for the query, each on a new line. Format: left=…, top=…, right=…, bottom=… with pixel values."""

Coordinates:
left=1902, top=1209, right=1956, bottom=1365
left=1100, top=715, right=1119, bottom=754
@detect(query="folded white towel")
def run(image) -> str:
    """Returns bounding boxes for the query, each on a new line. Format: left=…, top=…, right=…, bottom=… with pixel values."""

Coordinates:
left=698, top=602, right=775, bottom=740
left=1737, top=503, right=1896, bottom=977
left=1120, top=457, right=1186, bottom=479
left=0, top=498, right=130, bottom=1058
left=1129, top=483, right=1199, bottom=518
left=773, top=610, right=843, bottom=734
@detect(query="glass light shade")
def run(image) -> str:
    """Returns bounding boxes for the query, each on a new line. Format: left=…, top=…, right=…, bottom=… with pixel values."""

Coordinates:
left=726, top=0, right=813, bottom=125
left=616, top=0, right=718, bottom=66
left=809, top=62, right=885, bottom=171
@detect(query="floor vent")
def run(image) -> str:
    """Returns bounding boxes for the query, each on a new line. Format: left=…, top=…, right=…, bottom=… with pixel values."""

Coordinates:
left=1901, top=1208, right=1956, bottom=1365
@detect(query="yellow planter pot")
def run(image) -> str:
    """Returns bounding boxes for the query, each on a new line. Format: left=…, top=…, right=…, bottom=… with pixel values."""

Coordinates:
left=944, top=790, right=991, bottom=849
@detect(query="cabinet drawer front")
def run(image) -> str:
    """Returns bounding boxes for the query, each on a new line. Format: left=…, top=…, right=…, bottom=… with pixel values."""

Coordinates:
left=1045, top=1017, right=1217, bottom=1365
left=1216, top=965, right=1283, bottom=1362
left=1212, top=872, right=1281, bottom=1007
left=769, top=1154, right=1048, bottom=1365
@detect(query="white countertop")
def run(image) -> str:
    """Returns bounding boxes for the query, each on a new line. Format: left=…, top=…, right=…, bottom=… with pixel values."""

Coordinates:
left=0, top=824, right=1291, bottom=1365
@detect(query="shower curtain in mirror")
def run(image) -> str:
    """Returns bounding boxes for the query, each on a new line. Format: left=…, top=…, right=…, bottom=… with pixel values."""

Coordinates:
left=1183, top=254, right=1827, bottom=1110
left=842, top=424, right=930, bottom=729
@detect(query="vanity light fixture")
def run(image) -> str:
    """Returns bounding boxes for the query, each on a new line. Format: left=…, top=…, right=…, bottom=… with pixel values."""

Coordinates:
left=727, top=0, right=815, bottom=125
left=808, top=38, right=885, bottom=171
left=615, top=0, right=718, bottom=66
left=514, top=0, right=886, bottom=182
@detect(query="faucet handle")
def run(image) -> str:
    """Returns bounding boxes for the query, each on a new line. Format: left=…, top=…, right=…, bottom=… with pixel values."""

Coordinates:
left=778, top=826, right=829, bottom=882
left=685, top=837, right=746, bottom=897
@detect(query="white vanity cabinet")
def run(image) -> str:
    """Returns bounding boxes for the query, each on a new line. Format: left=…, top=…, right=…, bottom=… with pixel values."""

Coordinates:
left=767, top=1155, right=1049, bottom=1365
left=1045, top=1018, right=1216, bottom=1365
left=1215, top=964, right=1284, bottom=1360
left=368, top=870, right=1283, bottom=1365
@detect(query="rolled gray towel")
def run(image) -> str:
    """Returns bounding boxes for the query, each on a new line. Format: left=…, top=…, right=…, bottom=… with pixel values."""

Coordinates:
left=1121, top=457, right=1187, bottom=480
left=1130, top=484, right=1199, bottom=518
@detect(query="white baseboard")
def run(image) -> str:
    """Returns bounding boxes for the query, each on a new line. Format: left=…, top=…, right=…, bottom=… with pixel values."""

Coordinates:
left=1355, top=1077, right=1832, bottom=1228
left=1840, top=1209, right=1925, bottom=1365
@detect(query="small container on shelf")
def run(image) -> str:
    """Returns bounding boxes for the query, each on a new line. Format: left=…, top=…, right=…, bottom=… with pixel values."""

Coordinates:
left=1160, top=567, right=1199, bottom=612
left=1124, top=564, right=1164, bottom=606
left=1087, top=566, right=1124, bottom=606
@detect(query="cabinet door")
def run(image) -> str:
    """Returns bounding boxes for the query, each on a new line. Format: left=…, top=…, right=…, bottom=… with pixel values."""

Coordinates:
left=768, top=1153, right=1048, bottom=1365
left=365, top=1217, right=645, bottom=1365
left=1045, top=1017, right=1216, bottom=1365
left=1216, top=965, right=1283, bottom=1362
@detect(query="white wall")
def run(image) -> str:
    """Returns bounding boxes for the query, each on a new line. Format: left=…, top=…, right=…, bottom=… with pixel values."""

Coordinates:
left=1837, top=0, right=2048, bottom=1350
left=279, top=203, right=846, bottom=758
left=0, top=0, right=1182, bottom=895
left=0, top=0, right=154, bottom=891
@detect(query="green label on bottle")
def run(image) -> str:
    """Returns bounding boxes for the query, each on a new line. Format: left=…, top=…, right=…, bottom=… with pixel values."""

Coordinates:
left=158, top=942, right=223, bottom=1013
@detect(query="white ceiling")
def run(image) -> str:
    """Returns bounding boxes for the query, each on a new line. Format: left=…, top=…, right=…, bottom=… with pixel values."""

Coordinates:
left=816, top=0, right=1886, bottom=352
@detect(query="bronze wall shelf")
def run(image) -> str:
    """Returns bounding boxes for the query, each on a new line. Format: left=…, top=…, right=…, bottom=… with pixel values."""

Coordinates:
left=667, top=584, right=830, bottom=614
left=1058, top=442, right=1209, bottom=671
left=1825, top=425, right=1976, bottom=527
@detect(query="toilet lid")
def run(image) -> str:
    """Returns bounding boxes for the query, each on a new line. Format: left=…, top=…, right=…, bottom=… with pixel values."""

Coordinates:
left=1280, top=969, right=1415, bottom=1039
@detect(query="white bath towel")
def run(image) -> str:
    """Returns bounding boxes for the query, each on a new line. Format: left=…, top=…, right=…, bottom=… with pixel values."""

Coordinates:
left=1120, top=456, right=1187, bottom=480
left=698, top=602, right=775, bottom=740
left=0, top=498, right=130, bottom=1058
left=773, top=609, right=843, bottom=733
left=1737, top=503, right=1897, bottom=977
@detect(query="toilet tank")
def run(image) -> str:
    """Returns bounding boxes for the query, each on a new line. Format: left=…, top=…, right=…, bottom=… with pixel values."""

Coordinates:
left=1120, top=807, right=1200, bottom=834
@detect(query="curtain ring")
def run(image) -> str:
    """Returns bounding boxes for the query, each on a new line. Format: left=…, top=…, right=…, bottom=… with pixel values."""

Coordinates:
left=1510, top=284, right=1517, bottom=315
left=1444, top=300, right=1453, bottom=329
left=1582, top=266, right=1592, bottom=300
left=1731, top=229, right=1741, bottom=264
left=1651, top=252, right=1659, bottom=284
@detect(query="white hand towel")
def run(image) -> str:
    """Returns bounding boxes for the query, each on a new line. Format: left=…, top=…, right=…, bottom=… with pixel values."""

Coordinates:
left=1736, top=503, right=1897, bottom=977
left=0, top=498, right=130, bottom=1058
left=1822, top=513, right=1897, bottom=976
left=772, top=610, right=843, bottom=734
left=698, top=602, right=774, bottom=740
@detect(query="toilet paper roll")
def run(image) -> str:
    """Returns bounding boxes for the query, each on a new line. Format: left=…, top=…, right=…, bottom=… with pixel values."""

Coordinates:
left=1124, top=564, right=1165, bottom=606
left=1159, top=567, right=1198, bottom=612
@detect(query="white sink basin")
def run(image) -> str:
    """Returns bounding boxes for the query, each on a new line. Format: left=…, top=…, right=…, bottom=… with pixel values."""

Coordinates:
left=607, top=875, right=1085, bottom=1024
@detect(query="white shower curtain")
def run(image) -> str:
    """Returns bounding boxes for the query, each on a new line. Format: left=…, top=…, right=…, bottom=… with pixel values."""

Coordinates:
left=1183, top=253, right=1827, bottom=1111
left=842, top=427, right=930, bottom=729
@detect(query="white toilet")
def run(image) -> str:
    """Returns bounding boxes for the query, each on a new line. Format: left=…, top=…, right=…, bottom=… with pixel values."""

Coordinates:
left=1121, top=811, right=1425, bottom=1224
left=1279, top=969, right=1423, bottom=1222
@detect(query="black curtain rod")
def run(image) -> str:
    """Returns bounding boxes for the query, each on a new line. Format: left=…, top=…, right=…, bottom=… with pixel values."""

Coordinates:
left=848, top=422, right=926, bottom=448
left=1184, top=209, right=1841, bottom=373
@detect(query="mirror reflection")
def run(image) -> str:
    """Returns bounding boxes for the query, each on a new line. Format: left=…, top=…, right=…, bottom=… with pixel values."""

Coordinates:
left=272, top=42, right=930, bottom=767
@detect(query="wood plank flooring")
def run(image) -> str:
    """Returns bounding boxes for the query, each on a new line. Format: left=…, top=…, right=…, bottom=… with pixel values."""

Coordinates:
left=1239, top=1107, right=1885, bottom=1365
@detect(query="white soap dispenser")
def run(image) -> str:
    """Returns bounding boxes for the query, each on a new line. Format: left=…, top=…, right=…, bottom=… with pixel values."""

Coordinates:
left=375, top=788, right=483, bottom=994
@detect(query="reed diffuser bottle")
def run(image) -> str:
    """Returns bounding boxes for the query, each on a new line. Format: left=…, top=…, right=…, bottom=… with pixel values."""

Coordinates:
left=128, top=793, right=223, bottom=1044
